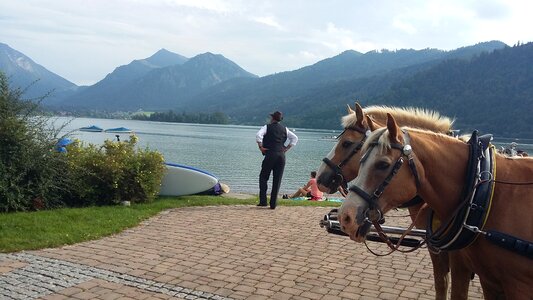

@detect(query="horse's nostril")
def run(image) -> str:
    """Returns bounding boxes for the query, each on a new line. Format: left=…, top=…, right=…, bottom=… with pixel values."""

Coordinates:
left=343, top=215, right=351, bottom=224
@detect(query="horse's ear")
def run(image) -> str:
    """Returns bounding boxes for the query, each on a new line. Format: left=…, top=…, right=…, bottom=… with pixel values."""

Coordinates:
left=386, top=113, right=401, bottom=144
left=347, top=104, right=355, bottom=114
left=355, top=102, right=365, bottom=127
left=366, top=115, right=377, bottom=131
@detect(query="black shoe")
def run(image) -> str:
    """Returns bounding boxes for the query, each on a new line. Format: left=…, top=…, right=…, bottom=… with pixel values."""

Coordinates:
left=257, top=204, right=267, bottom=207
left=282, top=194, right=288, bottom=199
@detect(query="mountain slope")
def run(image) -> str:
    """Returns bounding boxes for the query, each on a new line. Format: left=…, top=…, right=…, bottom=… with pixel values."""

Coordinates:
left=0, top=43, right=77, bottom=104
left=183, top=41, right=507, bottom=124
left=374, top=42, right=533, bottom=137
left=62, top=49, right=188, bottom=108
left=62, top=52, right=257, bottom=110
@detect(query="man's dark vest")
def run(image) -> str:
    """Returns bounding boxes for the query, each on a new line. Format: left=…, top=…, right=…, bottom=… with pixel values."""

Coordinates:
left=263, top=122, right=287, bottom=152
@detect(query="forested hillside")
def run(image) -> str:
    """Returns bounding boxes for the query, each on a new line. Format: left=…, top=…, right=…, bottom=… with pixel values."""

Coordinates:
left=187, top=42, right=530, bottom=138
left=186, top=41, right=510, bottom=130
left=374, top=42, right=533, bottom=137
left=3, top=40, right=530, bottom=137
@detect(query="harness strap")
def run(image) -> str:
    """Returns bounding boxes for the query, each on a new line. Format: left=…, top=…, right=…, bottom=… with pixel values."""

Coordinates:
left=339, top=142, right=364, bottom=168
left=321, top=126, right=369, bottom=191
left=346, top=126, right=369, bottom=134
left=349, top=157, right=404, bottom=211
left=486, top=230, right=533, bottom=259
left=398, top=195, right=423, bottom=208
left=402, top=131, right=421, bottom=188
left=322, top=157, right=343, bottom=175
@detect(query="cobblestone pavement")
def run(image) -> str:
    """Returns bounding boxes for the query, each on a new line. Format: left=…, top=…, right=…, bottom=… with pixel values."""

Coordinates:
left=0, top=206, right=485, bottom=299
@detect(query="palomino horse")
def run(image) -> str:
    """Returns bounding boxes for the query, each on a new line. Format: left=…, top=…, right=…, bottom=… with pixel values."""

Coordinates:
left=339, top=114, right=533, bottom=299
left=317, top=103, right=471, bottom=300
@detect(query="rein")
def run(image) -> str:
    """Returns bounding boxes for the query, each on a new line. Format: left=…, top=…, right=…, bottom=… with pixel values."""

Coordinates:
left=492, top=179, right=533, bottom=185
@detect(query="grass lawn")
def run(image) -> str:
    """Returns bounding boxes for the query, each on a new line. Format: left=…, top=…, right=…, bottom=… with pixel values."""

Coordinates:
left=0, top=195, right=340, bottom=253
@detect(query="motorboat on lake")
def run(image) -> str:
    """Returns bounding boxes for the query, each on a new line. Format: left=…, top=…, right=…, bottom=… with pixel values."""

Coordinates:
left=79, top=125, right=104, bottom=132
left=105, top=127, right=133, bottom=134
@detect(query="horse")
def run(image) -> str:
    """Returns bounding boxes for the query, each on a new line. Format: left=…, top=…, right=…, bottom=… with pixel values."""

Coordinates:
left=317, top=103, right=472, bottom=300
left=338, top=113, right=533, bottom=299
left=317, top=103, right=454, bottom=194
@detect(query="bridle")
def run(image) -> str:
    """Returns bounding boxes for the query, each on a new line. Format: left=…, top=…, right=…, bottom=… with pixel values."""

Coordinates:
left=349, top=130, right=425, bottom=253
left=321, top=126, right=370, bottom=191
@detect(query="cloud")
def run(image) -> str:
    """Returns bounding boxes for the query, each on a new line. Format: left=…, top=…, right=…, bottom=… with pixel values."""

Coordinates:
left=2, top=0, right=533, bottom=85
left=392, top=18, right=417, bottom=35
left=251, top=16, right=284, bottom=30
left=469, top=0, right=510, bottom=20
left=156, top=0, right=235, bottom=13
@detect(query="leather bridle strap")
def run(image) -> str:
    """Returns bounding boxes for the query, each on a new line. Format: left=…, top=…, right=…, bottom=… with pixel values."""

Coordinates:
left=349, top=156, right=405, bottom=212
left=402, top=131, right=421, bottom=188
left=348, top=130, right=424, bottom=252
left=351, top=130, right=420, bottom=210
left=322, top=126, right=369, bottom=187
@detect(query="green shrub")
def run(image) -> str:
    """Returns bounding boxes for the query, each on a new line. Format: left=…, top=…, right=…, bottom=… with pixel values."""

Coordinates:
left=0, top=71, right=165, bottom=211
left=64, top=135, right=165, bottom=206
left=0, top=72, right=70, bottom=212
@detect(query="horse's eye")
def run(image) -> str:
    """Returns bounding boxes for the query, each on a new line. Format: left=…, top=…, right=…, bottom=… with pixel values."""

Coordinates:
left=375, top=161, right=390, bottom=170
left=341, top=141, right=354, bottom=148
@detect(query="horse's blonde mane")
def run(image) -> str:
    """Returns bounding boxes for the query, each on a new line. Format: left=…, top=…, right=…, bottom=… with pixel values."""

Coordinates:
left=342, top=105, right=454, bottom=133
left=362, top=126, right=460, bottom=154
left=367, top=127, right=532, bottom=161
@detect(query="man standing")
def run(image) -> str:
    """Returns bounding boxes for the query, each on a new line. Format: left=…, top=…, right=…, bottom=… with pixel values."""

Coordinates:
left=256, top=111, right=298, bottom=209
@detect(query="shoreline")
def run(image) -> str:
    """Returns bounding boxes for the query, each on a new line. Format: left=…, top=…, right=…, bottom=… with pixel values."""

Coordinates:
left=221, top=192, right=256, bottom=200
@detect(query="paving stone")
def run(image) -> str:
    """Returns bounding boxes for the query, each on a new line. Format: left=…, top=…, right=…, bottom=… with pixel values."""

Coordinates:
left=0, top=206, right=485, bottom=300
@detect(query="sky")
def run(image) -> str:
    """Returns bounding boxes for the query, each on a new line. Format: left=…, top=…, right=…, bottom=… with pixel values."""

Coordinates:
left=1, top=0, right=532, bottom=86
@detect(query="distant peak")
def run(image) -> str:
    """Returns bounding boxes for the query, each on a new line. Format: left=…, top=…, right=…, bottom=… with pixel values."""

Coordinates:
left=340, top=49, right=363, bottom=56
left=191, top=52, right=226, bottom=61
left=155, top=48, right=171, bottom=54
left=149, top=48, right=177, bottom=58
left=197, top=52, right=219, bottom=57
left=145, top=49, right=188, bottom=67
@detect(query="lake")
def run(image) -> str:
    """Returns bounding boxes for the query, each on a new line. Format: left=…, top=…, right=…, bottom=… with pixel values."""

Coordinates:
left=56, top=117, right=342, bottom=195
left=56, top=117, right=533, bottom=196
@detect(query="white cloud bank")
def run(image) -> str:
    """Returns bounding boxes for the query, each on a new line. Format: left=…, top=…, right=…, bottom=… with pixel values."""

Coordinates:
left=1, top=0, right=532, bottom=85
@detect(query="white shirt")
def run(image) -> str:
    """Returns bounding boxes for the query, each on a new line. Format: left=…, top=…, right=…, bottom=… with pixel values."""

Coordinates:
left=256, top=125, right=298, bottom=146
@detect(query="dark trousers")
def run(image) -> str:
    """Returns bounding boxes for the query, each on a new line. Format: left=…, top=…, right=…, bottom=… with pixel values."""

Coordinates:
left=259, top=151, right=286, bottom=208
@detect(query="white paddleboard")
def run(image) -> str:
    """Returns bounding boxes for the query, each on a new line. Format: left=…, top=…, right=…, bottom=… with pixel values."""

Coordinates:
left=159, top=163, right=218, bottom=196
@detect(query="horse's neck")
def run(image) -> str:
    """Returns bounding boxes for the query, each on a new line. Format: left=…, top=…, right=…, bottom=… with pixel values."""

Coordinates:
left=409, top=131, right=469, bottom=219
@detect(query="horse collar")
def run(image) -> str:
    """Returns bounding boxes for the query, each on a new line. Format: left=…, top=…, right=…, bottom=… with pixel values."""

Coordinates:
left=426, top=131, right=497, bottom=252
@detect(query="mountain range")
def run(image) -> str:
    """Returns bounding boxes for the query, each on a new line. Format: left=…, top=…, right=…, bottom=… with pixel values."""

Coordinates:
left=2, top=40, right=533, bottom=137
left=0, top=42, right=77, bottom=104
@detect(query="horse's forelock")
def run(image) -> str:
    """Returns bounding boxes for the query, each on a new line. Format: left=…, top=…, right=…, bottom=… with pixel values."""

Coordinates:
left=341, top=113, right=358, bottom=129
left=361, top=128, right=389, bottom=154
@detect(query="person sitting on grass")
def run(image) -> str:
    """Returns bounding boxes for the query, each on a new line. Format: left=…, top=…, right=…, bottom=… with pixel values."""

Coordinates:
left=283, top=171, right=323, bottom=200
